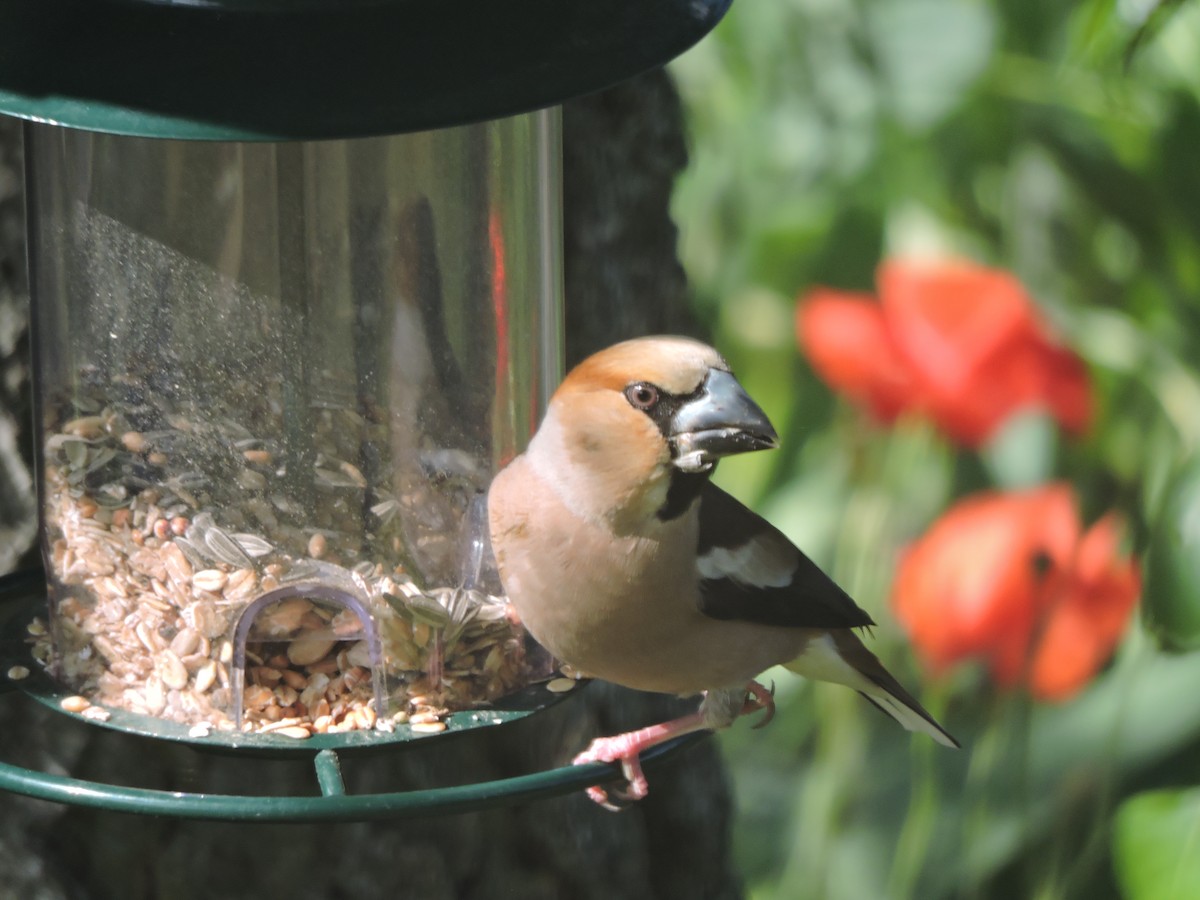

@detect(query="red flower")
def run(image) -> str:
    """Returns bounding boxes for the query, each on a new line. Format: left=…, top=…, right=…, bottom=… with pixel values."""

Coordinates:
left=796, top=259, right=1092, bottom=447
left=891, top=484, right=1140, bottom=701
left=1028, top=513, right=1142, bottom=701
left=798, top=288, right=916, bottom=422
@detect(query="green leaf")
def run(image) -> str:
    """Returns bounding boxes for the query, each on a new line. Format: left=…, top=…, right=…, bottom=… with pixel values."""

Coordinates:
left=1143, top=456, right=1200, bottom=651
left=980, top=410, right=1057, bottom=489
left=1114, top=787, right=1200, bottom=900
left=867, top=0, right=996, bottom=130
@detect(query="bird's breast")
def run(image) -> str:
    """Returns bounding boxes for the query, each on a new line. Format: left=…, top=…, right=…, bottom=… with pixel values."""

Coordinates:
left=488, top=458, right=805, bottom=695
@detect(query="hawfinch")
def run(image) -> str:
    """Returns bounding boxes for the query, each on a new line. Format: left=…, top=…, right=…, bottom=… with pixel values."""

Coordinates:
left=488, top=336, right=957, bottom=808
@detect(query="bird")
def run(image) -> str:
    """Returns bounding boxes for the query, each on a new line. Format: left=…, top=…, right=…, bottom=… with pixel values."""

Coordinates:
left=487, top=335, right=958, bottom=808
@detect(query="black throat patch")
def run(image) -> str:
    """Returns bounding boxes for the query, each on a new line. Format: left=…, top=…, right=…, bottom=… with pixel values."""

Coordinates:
left=627, top=380, right=712, bottom=522
left=657, top=465, right=715, bottom=521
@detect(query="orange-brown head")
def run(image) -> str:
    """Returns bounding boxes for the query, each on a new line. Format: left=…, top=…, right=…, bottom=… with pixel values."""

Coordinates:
left=522, top=336, right=778, bottom=532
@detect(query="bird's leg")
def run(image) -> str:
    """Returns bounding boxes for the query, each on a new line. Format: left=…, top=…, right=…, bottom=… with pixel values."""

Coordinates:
left=573, top=679, right=778, bottom=810
left=572, top=711, right=710, bottom=810
left=741, top=679, right=776, bottom=728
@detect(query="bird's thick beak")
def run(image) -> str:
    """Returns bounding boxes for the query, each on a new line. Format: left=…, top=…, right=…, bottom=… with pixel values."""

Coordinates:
left=669, top=369, right=779, bottom=472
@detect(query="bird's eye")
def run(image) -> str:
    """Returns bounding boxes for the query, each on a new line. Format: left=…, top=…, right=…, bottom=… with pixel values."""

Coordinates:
left=624, top=383, right=660, bottom=410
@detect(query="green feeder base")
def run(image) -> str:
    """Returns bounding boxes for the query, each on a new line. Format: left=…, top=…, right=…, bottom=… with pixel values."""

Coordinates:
left=0, top=568, right=704, bottom=821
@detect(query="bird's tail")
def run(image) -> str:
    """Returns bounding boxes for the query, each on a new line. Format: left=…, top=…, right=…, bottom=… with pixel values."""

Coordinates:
left=785, top=630, right=960, bottom=749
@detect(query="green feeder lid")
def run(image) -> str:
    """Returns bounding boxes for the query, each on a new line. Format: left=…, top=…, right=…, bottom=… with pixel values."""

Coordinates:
left=0, top=0, right=733, bottom=140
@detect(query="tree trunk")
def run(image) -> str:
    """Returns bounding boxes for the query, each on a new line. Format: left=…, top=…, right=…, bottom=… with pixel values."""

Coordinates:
left=0, top=71, right=742, bottom=900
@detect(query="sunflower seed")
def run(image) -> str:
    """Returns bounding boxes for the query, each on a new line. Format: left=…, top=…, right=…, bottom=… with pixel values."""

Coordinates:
left=230, top=533, right=273, bottom=558
left=203, top=526, right=256, bottom=569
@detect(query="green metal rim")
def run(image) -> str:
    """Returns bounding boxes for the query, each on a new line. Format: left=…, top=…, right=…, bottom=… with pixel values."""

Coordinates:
left=0, top=735, right=705, bottom=822
left=0, top=0, right=733, bottom=140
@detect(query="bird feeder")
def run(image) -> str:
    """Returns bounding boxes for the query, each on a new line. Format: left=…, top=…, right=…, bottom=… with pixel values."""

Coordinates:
left=0, top=0, right=730, bottom=818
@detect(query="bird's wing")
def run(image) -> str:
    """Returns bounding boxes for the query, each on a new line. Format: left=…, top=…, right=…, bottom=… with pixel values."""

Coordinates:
left=695, top=484, right=876, bottom=629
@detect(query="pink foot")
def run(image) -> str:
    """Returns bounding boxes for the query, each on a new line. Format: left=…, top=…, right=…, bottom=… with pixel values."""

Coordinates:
left=573, top=736, right=651, bottom=810
left=572, top=712, right=707, bottom=810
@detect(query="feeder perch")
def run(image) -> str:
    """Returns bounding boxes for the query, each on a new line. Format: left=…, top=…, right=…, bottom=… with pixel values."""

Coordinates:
left=0, top=0, right=732, bottom=818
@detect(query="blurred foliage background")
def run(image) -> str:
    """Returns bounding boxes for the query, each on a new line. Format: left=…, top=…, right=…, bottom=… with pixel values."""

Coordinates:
left=667, top=1, right=1200, bottom=898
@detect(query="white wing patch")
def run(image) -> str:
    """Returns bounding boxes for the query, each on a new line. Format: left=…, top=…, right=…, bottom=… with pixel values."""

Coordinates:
left=696, top=534, right=795, bottom=589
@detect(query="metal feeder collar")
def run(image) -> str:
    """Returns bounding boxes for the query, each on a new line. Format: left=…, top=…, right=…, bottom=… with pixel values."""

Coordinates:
left=0, top=0, right=733, bottom=816
left=0, top=0, right=733, bottom=140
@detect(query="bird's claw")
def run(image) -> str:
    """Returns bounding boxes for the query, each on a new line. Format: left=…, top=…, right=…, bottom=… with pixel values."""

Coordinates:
left=573, top=735, right=650, bottom=811
left=584, top=783, right=641, bottom=811
left=742, top=679, right=776, bottom=729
